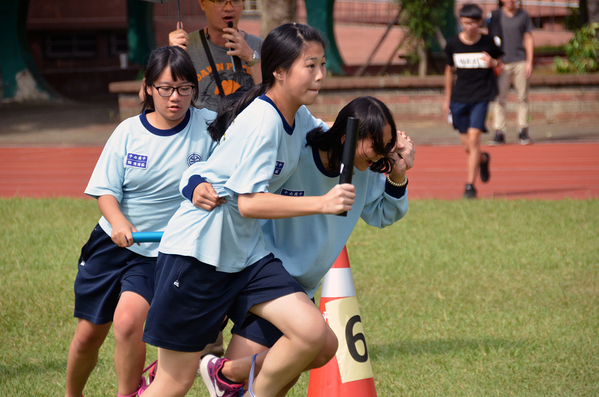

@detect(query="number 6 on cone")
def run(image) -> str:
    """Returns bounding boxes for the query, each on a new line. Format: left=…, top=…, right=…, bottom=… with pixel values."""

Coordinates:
left=307, top=246, right=378, bottom=397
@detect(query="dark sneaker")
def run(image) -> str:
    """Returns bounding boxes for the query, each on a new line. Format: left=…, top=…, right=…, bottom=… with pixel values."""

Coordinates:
left=463, top=184, right=477, bottom=199
left=489, top=130, right=505, bottom=146
left=480, top=152, right=490, bottom=183
left=199, top=354, right=244, bottom=397
left=518, top=128, right=533, bottom=145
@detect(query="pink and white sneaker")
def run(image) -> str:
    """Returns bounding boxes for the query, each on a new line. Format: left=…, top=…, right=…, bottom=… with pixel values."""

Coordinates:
left=199, top=354, right=245, bottom=397
left=143, top=360, right=157, bottom=385
left=117, top=360, right=156, bottom=397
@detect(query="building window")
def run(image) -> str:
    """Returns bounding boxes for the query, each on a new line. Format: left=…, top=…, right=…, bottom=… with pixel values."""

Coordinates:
left=44, top=33, right=97, bottom=58
left=108, top=32, right=128, bottom=58
left=243, top=0, right=261, bottom=15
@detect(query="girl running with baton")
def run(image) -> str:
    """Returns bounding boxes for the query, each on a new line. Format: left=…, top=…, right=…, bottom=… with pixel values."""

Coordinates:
left=198, top=96, right=415, bottom=397
left=141, top=23, right=355, bottom=397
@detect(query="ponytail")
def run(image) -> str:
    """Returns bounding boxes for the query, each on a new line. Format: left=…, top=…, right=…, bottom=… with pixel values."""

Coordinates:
left=206, top=84, right=265, bottom=141
left=231, top=83, right=269, bottom=122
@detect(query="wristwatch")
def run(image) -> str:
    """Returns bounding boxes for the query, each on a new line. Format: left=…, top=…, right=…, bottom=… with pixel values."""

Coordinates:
left=247, top=50, right=260, bottom=67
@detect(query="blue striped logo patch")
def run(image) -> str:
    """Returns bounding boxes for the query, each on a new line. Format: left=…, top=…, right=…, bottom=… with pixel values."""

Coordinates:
left=126, top=153, right=148, bottom=169
left=281, top=189, right=304, bottom=197
left=274, top=161, right=284, bottom=176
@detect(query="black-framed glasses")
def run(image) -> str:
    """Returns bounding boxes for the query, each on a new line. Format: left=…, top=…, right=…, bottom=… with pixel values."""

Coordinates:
left=208, top=0, right=245, bottom=6
left=152, top=84, right=195, bottom=97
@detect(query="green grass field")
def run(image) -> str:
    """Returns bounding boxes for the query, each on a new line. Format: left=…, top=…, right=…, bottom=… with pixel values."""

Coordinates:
left=1, top=198, right=598, bottom=396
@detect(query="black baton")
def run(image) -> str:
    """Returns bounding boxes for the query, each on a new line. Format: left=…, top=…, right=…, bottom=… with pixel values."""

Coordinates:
left=228, top=21, right=243, bottom=72
left=337, top=117, right=360, bottom=217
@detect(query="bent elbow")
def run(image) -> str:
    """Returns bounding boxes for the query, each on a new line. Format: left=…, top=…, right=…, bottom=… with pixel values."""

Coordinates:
left=237, top=199, right=257, bottom=218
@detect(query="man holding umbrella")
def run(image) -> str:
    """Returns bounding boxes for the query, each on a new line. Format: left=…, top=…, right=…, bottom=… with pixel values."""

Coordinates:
left=169, top=0, right=263, bottom=111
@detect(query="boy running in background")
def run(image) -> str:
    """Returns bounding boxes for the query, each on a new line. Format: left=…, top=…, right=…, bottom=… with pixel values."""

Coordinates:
left=442, top=3, right=503, bottom=199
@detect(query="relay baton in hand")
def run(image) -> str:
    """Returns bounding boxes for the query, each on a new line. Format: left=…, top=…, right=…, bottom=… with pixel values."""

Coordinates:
left=337, top=117, right=360, bottom=217
left=131, top=231, right=164, bottom=243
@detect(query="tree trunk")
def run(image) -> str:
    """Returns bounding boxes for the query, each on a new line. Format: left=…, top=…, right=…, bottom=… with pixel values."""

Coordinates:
left=0, top=0, right=55, bottom=102
left=261, top=0, right=297, bottom=38
left=588, top=0, right=599, bottom=24
left=417, top=42, right=428, bottom=76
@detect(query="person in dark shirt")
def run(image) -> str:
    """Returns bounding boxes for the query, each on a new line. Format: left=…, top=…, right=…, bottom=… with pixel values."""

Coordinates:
left=488, top=0, right=535, bottom=145
left=443, top=3, right=503, bottom=199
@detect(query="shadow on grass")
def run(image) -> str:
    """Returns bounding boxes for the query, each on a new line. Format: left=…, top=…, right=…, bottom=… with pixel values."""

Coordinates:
left=0, top=359, right=66, bottom=379
left=371, top=338, right=524, bottom=358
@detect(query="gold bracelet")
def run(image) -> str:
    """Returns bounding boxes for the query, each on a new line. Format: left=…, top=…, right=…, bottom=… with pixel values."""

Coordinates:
left=386, top=174, right=408, bottom=187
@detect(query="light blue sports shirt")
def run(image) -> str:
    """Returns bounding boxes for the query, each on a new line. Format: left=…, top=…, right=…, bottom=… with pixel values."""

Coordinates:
left=159, top=95, right=327, bottom=272
left=85, top=108, right=217, bottom=257
left=261, top=142, right=409, bottom=298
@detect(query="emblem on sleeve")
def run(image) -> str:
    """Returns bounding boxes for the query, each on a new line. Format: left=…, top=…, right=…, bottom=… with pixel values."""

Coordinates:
left=187, top=153, right=203, bottom=166
left=281, top=189, right=305, bottom=197
left=274, top=161, right=285, bottom=176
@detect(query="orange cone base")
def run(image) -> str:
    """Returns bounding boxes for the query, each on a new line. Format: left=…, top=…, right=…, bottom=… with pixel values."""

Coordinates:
left=308, top=246, right=377, bottom=397
left=307, top=355, right=377, bottom=397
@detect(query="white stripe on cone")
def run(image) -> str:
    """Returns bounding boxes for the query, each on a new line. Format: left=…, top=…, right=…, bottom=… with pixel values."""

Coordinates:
left=321, top=268, right=356, bottom=298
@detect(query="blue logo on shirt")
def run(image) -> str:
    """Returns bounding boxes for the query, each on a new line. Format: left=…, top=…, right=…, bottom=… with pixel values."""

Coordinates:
left=281, top=189, right=305, bottom=197
left=274, top=161, right=284, bottom=176
left=187, top=153, right=203, bottom=166
left=126, top=153, right=147, bottom=169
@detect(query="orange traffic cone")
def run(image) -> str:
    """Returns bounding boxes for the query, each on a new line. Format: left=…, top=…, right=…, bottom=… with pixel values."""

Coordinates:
left=307, top=246, right=377, bottom=397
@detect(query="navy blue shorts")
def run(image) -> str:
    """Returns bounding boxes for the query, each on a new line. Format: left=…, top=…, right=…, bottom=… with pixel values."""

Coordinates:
left=73, top=224, right=156, bottom=325
left=450, top=101, right=489, bottom=134
left=143, top=253, right=305, bottom=353
left=230, top=298, right=317, bottom=348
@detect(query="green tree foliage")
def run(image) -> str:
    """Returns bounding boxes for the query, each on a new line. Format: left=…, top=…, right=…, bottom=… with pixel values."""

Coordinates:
left=396, top=0, right=454, bottom=75
left=398, top=0, right=453, bottom=48
left=554, top=22, right=599, bottom=73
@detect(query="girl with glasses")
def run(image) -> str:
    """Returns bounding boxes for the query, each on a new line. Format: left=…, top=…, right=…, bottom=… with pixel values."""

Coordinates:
left=65, top=46, right=218, bottom=397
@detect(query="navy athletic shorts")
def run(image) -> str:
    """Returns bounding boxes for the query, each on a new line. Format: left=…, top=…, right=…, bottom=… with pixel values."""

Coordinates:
left=73, top=224, right=156, bottom=324
left=450, top=101, right=489, bottom=134
left=230, top=298, right=318, bottom=348
left=143, top=252, right=305, bottom=353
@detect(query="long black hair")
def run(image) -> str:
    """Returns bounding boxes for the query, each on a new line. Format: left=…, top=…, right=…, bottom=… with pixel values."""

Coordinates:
left=207, top=23, right=326, bottom=139
left=206, top=86, right=251, bottom=141
left=307, top=96, right=398, bottom=174
left=141, top=46, right=199, bottom=112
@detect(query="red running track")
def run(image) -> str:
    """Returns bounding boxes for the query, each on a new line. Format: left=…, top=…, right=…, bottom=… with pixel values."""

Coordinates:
left=1, top=144, right=598, bottom=200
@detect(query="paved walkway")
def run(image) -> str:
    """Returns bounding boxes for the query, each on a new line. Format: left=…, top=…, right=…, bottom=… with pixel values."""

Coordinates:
left=1, top=97, right=598, bottom=147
